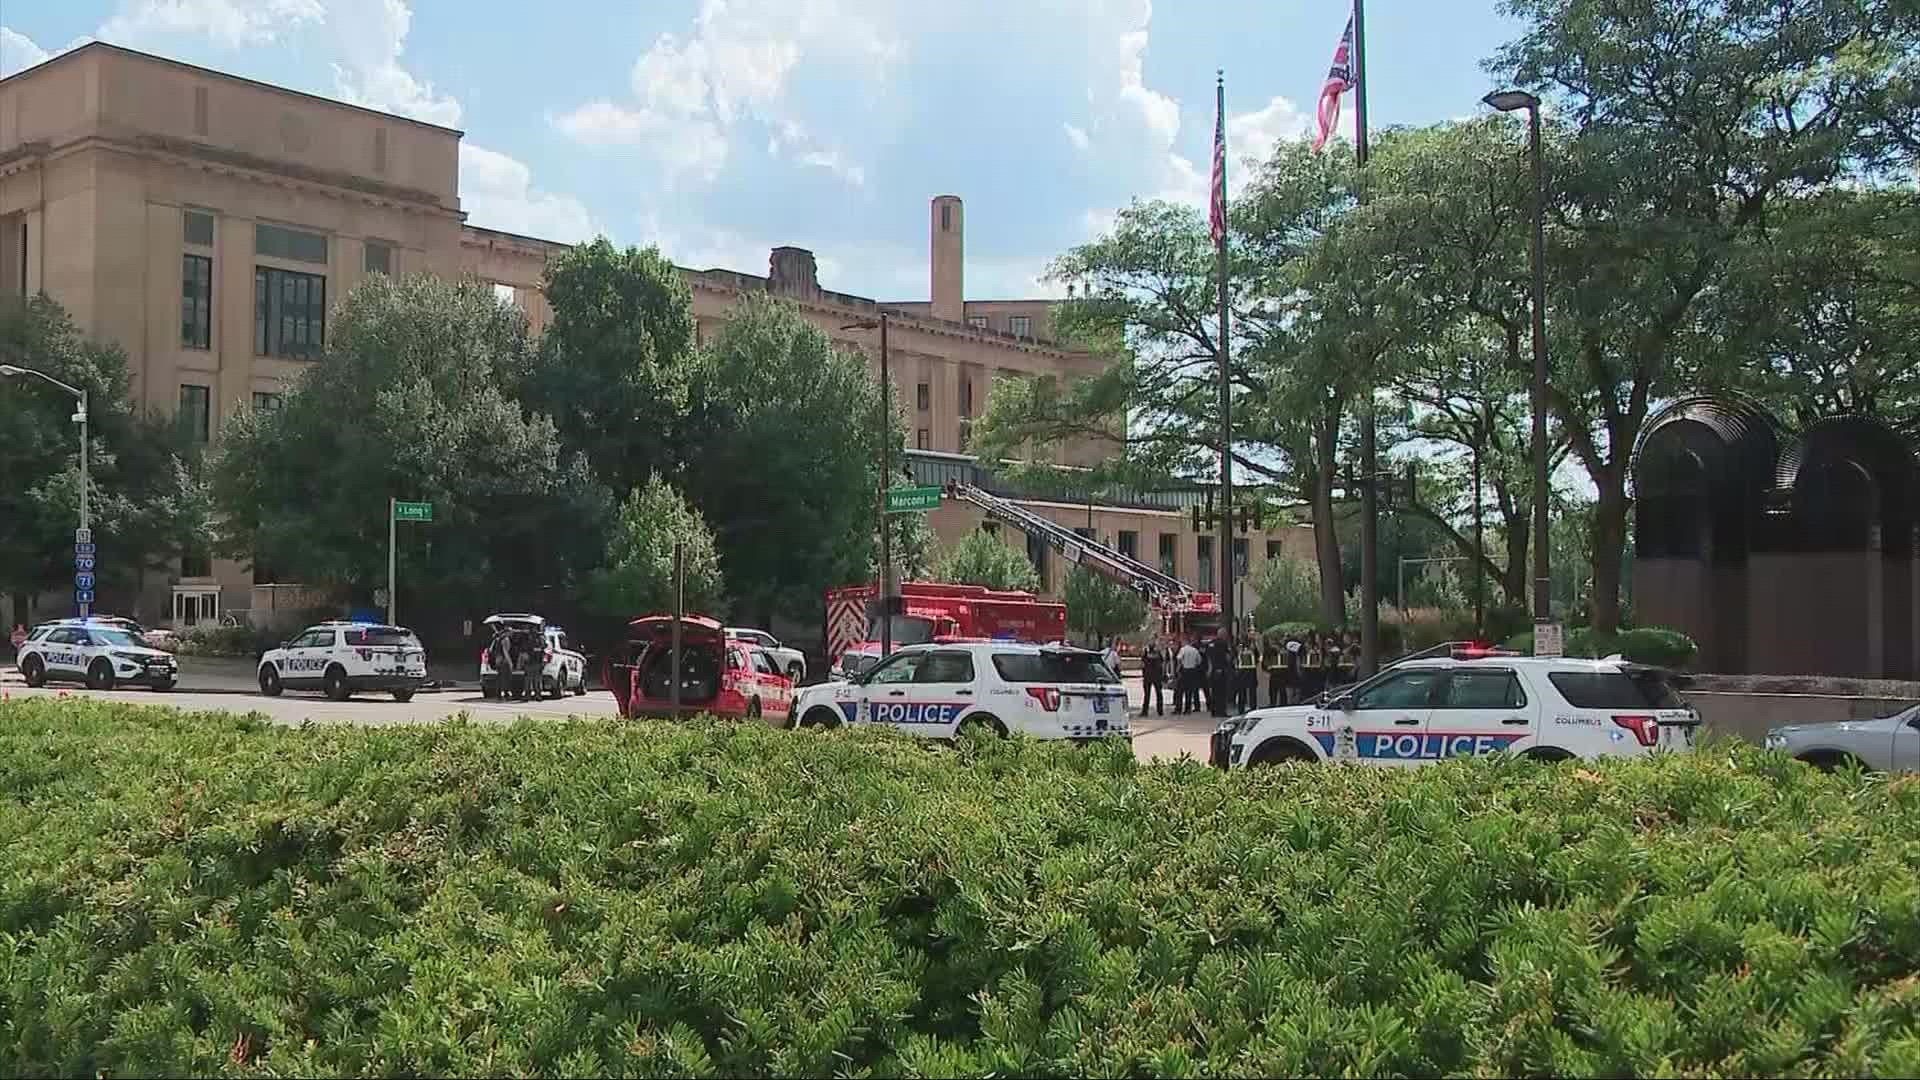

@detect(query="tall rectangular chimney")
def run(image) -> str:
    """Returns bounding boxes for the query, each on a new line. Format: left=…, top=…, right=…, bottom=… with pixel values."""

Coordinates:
left=931, top=195, right=963, bottom=322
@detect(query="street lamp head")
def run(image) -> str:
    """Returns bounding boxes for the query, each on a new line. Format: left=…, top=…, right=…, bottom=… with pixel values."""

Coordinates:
left=0, top=364, right=22, bottom=376
left=1483, top=89, right=1542, bottom=114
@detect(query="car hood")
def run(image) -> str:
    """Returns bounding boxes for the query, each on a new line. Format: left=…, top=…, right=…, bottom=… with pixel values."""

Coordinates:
left=1772, top=714, right=1911, bottom=740
left=1233, top=704, right=1322, bottom=728
left=109, top=644, right=174, bottom=660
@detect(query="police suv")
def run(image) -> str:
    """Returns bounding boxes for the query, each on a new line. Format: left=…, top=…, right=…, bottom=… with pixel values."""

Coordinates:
left=788, top=640, right=1130, bottom=741
left=1212, top=653, right=1698, bottom=769
left=13, top=618, right=179, bottom=691
left=257, top=621, right=428, bottom=701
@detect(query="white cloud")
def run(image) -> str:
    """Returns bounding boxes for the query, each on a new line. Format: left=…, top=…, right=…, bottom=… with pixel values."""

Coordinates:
left=555, top=0, right=900, bottom=188
left=320, top=0, right=460, bottom=127
left=0, top=27, right=51, bottom=76
left=1063, top=122, right=1089, bottom=150
left=459, top=143, right=597, bottom=243
left=98, top=0, right=325, bottom=49
left=1228, top=95, right=1309, bottom=165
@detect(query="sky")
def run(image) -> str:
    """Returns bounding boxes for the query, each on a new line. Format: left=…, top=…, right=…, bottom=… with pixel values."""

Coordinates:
left=1, top=0, right=1525, bottom=302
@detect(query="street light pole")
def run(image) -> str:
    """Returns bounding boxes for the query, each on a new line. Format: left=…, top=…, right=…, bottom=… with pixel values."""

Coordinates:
left=844, top=313, right=895, bottom=657
left=1, top=363, right=90, bottom=617
left=1484, top=88, right=1551, bottom=629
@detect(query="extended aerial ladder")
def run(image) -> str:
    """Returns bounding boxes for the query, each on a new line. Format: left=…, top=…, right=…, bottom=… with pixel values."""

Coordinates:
left=941, top=481, right=1218, bottom=625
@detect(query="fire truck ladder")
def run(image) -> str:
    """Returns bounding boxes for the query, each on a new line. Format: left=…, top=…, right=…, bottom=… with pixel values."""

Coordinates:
left=941, top=481, right=1198, bottom=609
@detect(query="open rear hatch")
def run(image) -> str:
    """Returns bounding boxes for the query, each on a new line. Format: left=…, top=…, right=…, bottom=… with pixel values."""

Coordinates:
left=607, top=615, right=725, bottom=715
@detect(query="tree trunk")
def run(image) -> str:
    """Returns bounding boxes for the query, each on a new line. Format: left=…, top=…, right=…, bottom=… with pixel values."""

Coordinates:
left=1588, top=480, right=1630, bottom=634
left=1309, top=419, right=1345, bottom=625
left=1502, top=518, right=1530, bottom=608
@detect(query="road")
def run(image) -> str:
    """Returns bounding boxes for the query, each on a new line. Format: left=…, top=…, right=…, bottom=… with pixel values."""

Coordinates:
left=0, top=670, right=1218, bottom=762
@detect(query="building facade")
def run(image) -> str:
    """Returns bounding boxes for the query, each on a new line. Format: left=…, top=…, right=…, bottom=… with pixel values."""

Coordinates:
left=1, top=42, right=1300, bottom=627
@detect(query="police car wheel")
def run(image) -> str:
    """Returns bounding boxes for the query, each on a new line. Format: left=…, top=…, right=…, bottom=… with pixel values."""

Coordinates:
left=546, top=676, right=563, bottom=700
left=258, top=665, right=283, bottom=697
left=1522, top=747, right=1574, bottom=764
left=20, top=654, right=46, bottom=687
left=392, top=688, right=415, bottom=703
left=1247, top=738, right=1314, bottom=766
left=86, top=659, right=115, bottom=691
left=959, top=714, right=1008, bottom=739
left=150, top=679, right=175, bottom=692
left=799, top=706, right=840, bottom=730
left=323, top=667, right=351, bottom=701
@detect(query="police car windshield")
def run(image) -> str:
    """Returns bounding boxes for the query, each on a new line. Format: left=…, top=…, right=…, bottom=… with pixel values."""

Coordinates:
left=992, top=651, right=1120, bottom=684
left=91, top=629, right=143, bottom=649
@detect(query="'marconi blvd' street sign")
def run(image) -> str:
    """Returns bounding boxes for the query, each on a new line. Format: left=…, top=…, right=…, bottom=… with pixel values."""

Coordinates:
left=885, top=486, right=942, bottom=514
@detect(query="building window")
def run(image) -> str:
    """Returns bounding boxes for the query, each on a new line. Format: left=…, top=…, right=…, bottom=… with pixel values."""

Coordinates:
left=958, top=419, right=972, bottom=453
left=193, top=86, right=209, bottom=136
left=1233, top=537, right=1249, bottom=578
left=184, top=209, right=215, bottom=247
left=1119, top=530, right=1138, bottom=559
left=1266, top=540, right=1282, bottom=561
left=916, top=382, right=930, bottom=411
left=493, top=282, right=517, bottom=306
left=1009, top=315, right=1031, bottom=338
left=179, top=550, right=212, bottom=580
left=916, top=428, right=929, bottom=450
left=254, top=222, right=328, bottom=265
left=941, top=202, right=951, bottom=231
left=181, top=255, right=212, bottom=349
left=373, top=127, right=388, bottom=174
left=178, top=384, right=211, bottom=444
left=364, top=240, right=392, bottom=276
left=1159, top=533, right=1177, bottom=577
left=1027, top=532, right=1049, bottom=591
left=960, top=379, right=973, bottom=416
left=252, top=391, right=282, bottom=412
left=254, top=267, right=327, bottom=358
left=1198, top=536, right=1215, bottom=592
left=967, top=315, right=987, bottom=330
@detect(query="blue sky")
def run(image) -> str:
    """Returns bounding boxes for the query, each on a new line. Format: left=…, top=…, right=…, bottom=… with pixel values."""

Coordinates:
left=2, top=1, right=1523, bottom=301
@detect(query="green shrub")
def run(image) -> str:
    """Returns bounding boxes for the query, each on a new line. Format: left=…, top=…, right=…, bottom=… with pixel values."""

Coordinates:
left=1618, top=627, right=1699, bottom=668
left=172, top=623, right=277, bottom=658
left=3, top=699, right=1919, bottom=1077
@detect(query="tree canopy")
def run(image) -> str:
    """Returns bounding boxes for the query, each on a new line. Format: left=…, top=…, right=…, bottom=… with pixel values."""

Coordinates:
left=584, top=473, right=726, bottom=617
left=929, top=530, right=1042, bottom=593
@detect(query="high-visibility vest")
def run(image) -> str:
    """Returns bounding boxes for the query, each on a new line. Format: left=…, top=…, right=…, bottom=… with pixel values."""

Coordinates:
left=1236, top=646, right=1255, bottom=670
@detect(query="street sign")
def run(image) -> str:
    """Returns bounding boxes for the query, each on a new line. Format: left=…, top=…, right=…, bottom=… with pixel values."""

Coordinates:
left=74, top=542, right=96, bottom=556
left=74, top=589, right=94, bottom=605
left=1534, top=620, right=1564, bottom=658
left=74, top=556, right=95, bottom=572
left=393, top=501, right=433, bottom=522
left=74, top=527, right=92, bottom=544
left=74, top=572, right=95, bottom=590
left=885, top=485, right=942, bottom=514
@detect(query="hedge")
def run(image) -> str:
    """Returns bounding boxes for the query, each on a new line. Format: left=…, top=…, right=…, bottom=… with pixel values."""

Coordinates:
left=1503, top=626, right=1700, bottom=668
left=3, top=699, right=1919, bottom=1077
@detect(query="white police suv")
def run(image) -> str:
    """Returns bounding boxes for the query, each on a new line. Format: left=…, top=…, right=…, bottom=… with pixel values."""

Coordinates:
left=14, top=618, right=179, bottom=691
left=788, top=640, right=1130, bottom=741
left=1212, top=653, right=1698, bottom=769
left=257, top=621, right=428, bottom=702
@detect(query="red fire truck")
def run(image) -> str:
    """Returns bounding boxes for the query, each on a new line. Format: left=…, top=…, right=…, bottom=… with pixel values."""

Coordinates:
left=824, top=581, right=1065, bottom=674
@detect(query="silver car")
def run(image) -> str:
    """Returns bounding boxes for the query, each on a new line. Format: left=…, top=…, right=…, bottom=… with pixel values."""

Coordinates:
left=1766, top=705, right=1920, bottom=771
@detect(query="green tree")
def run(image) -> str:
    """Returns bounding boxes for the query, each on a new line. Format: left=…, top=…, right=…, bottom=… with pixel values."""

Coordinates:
left=0, top=295, right=205, bottom=621
left=530, top=239, right=697, bottom=493
left=682, top=296, right=890, bottom=626
left=1062, top=565, right=1149, bottom=644
left=585, top=473, right=726, bottom=616
left=930, top=529, right=1041, bottom=593
left=1251, top=556, right=1322, bottom=631
left=210, top=274, right=605, bottom=612
left=1488, top=0, right=1920, bottom=632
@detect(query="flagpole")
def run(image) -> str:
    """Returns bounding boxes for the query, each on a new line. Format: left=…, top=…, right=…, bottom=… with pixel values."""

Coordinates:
left=1352, top=0, right=1381, bottom=678
left=1215, top=70, right=1236, bottom=650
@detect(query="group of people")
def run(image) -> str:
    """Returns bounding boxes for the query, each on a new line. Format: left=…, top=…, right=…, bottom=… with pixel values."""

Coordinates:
left=485, top=625, right=546, bottom=701
left=1135, top=627, right=1360, bottom=718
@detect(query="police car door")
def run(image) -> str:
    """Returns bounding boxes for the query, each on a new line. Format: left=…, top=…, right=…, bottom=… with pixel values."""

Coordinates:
left=902, top=649, right=977, bottom=736
left=1426, top=668, right=1532, bottom=761
left=853, top=650, right=926, bottom=729
left=1340, top=667, right=1446, bottom=768
left=285, top=629, right=331, bottom=688
left=41, top=627, right=88, bottom=677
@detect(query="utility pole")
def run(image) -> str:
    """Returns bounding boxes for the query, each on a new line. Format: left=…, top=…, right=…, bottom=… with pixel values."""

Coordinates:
left=671, top=541, right=684, bottom=716
left=387, top=497, right=397, bottom=626
left=843, top=313, right=895, bottom=656
left=1214, top=71, right=1236, bottom=643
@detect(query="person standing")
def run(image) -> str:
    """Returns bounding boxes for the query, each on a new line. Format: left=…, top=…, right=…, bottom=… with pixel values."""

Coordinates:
left=1176, top=635, right=1203, bottom=714
left=1264, top=634, right=1284, bottom=708
left=1302, top=631, right=1323, bottom=702
left=1234, top=634, right=1258, bottom=713
left=1140, top=637, right=1167, bottom=717
left=1322, top=629, right=1345, bottom=694
left=1206, top=634, right=1233, bottom=718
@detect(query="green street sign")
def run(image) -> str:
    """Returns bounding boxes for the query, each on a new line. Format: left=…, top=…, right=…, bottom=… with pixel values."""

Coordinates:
left=393, top=501, right=433, bottom=522
left=886, top=485, right=942, bottom=514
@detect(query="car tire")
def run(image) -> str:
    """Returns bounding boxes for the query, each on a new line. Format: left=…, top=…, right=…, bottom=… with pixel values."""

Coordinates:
left=20, top=654, right=46, bottom=688
left=150, top=679, right=175, bottom=692
left=1246, top=738, right=1315, bottom=766
left=86, top=659, right=115, bottom=691
left=1798, top=750, right=1866, bottom=773
left=959, top=714, right=1009, bottom=739
left=392, top=688, right=415, bottom=703
left=258, top=664, right=283, bottom=697
left=799, top=706, right=841, bottom=730
left=1522, top=746, right=1575, bottom=764
left=481, top=682, right=499, bottom=700
left=547, top=675, right=562, bottom=700
left=323, top=666, right=351, bottom=701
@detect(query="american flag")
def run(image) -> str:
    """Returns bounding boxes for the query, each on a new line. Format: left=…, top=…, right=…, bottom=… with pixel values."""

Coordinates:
left=1208, top=83, right=1227, bottom=246
left=1311, top=16, right=1356, bottom=153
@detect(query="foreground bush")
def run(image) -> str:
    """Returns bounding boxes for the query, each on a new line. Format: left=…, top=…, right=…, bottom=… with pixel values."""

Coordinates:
left=1504, top=625, right=1699, bottom=667
left=2, top=700, right=1918, bottom=1077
